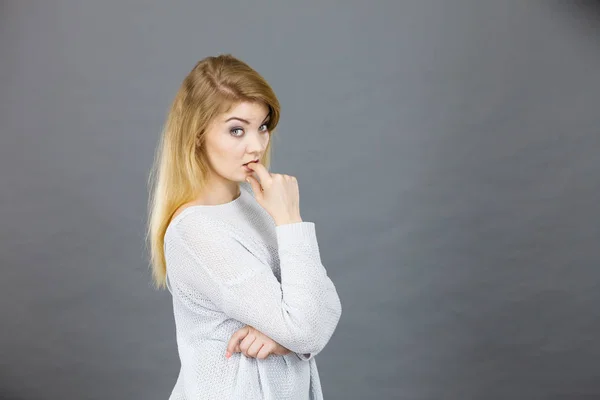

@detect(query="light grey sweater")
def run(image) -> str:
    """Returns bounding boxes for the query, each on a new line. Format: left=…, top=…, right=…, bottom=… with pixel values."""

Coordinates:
left=163, top=182, right=342, bottom=399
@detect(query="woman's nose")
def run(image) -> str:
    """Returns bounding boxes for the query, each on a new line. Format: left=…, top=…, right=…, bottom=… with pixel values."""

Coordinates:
left=247, top=131, right=265, bottom=152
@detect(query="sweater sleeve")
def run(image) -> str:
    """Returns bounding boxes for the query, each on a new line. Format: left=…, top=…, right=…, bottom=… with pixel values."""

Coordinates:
left=167, top=218, right=342, bottom=359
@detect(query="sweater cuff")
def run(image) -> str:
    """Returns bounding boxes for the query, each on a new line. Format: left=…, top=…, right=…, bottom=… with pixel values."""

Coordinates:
left=295, top=352, right=314, bottom=361
left=275, top=221, right=317, bottom=245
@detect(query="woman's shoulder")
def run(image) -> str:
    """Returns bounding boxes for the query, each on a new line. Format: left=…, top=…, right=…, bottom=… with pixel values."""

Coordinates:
left=165, top=182, right=266, bottom=241
left=169, top=182, right=251, bottom=225
left=165, top=207, right=219, bottom=245
left=171, top=201, right=198, bottom=222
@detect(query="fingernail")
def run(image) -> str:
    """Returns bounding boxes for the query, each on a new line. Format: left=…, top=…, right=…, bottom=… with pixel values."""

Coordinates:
left=225, top=351, right=230, bottom=358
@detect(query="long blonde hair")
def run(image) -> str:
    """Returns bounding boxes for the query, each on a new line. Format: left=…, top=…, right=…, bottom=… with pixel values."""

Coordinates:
left=145, top=54, right=281, bottom=290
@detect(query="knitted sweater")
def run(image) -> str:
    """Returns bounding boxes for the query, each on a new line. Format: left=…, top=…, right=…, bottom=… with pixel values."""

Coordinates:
left=163, top=182, right=342, bottom=399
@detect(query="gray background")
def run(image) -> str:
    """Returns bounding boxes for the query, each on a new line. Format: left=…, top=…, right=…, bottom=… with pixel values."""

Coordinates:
left=1, top=1, right=599, bottom=399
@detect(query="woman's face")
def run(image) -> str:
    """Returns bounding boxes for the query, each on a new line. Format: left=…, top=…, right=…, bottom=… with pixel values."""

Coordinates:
left=203, top=101, right=271, bottom=184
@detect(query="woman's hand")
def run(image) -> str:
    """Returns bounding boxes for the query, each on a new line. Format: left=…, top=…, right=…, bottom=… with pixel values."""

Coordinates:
left=226, top=325, right=291, bottom=359
left=245, top=162, right=303, bottom=226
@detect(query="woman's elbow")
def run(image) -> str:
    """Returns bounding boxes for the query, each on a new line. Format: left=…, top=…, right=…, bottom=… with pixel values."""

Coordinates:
left=303, top=298, right=342, bottom=353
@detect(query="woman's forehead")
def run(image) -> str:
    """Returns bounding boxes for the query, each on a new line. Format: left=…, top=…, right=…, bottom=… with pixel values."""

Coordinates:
left=220, top=101, right=269, bottom=121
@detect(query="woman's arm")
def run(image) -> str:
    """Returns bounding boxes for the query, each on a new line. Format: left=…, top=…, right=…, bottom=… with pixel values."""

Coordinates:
left=167, top=214, right=342, bottom=357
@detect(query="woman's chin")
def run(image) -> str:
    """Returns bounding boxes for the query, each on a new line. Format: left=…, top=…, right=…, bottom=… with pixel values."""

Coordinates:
left=233, top=175, right=248, bottom=183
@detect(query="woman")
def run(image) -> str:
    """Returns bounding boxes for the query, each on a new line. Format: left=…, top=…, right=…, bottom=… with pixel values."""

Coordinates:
left=146, top=54, right=342, bottom=399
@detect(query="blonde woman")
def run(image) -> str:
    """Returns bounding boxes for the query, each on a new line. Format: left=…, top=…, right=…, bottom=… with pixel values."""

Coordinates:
left=146, top=54, right=342, bottom=400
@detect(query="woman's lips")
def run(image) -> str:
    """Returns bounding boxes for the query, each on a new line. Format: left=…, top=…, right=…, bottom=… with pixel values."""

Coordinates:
left=243, top=159, right=259, bottom=172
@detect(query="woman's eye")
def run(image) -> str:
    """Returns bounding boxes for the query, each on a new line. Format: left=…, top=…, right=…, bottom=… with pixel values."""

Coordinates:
left=230, top=128, right=244, bottom=137
left=230, top=124, right=269, bottom=137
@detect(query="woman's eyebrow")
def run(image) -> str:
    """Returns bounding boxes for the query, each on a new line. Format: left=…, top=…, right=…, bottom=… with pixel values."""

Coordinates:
left=224, top=114, right=271, bottom=124
left=225, top=117, right=250, bottom=124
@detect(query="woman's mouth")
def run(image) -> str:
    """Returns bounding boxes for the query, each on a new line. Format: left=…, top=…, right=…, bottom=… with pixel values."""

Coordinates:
left=243, top=159, right=258, bottom=172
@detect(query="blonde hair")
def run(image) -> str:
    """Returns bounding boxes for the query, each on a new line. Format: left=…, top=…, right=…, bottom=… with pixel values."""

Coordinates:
left=145, top=54, right=281, bottom=290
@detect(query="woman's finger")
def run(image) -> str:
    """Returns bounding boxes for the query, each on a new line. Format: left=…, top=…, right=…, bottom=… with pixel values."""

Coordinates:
left=256, top=344, right=272, bottom=360
left=239, top=334, right=256, bottom=357
left=245, top=175, right=263, bottom=200
left=246, top=162, right=272, bottom=187
left=226, top=326, right=249, bottom=357
left=247, top=339, right=264, bottom=358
